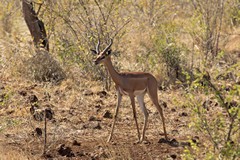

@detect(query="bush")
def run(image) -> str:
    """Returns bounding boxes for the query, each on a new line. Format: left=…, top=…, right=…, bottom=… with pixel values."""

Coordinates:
left=26, top=49, right=65, bottom=83
left=150, top=25, right=190, bottom=85
left=182, top=67, right=240, bottom=159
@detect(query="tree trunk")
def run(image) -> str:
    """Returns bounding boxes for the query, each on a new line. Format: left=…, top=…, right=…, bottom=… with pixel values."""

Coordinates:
left=22, top=0, right=49, bottom=51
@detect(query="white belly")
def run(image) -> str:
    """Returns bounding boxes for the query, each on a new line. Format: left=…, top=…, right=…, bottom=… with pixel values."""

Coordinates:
left=119, top=87, right=147, bottom=96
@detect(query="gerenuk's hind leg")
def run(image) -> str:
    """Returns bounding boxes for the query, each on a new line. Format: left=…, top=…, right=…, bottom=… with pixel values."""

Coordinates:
left=137, top=94, right=149, bottom=142
left=148, top=86, right=168, bottom=139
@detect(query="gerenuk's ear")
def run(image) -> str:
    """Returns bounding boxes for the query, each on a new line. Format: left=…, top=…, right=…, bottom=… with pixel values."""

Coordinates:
left=91, top=49, right=98, bottom=55
left=107, top=49, right=112, bottom=55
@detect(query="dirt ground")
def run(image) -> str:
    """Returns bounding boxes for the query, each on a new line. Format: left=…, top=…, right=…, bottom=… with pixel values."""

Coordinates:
left=0, top=76, right=204, bottom=160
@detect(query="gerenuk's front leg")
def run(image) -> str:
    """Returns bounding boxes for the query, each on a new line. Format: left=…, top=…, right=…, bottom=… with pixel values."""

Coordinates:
left=107, top=90, right=122, bottom=142
left=129, top=94, right=141, bottom=142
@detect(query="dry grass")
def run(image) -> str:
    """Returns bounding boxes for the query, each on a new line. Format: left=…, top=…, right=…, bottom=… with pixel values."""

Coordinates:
left=0, top=64, right=239, bottom=159
left=0, top=1, right=239, bottom=159
left=0, top=73, right=191, bottom=159
left=0, top=146, right=31, bottom=160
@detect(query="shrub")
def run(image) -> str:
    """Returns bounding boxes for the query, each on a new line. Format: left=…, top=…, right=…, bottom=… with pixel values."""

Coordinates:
left=26, top=49, right=65, bottom=83
left=182, top=67, right=240, bottom=159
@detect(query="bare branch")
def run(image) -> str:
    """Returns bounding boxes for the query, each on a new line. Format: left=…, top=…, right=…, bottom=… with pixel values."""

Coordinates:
left=111, top=19, right=131, bottom=39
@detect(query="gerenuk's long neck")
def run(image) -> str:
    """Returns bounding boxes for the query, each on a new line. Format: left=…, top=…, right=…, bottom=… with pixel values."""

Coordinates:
left=103, top=57, right=122, bottom=85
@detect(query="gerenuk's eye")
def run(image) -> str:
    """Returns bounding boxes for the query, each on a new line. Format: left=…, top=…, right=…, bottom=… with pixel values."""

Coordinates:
left=100, top=56, right=105, bottom=60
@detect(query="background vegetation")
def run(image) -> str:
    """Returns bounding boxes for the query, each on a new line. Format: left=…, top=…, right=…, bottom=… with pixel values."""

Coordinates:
left=0, top=0, right=239, bottom=159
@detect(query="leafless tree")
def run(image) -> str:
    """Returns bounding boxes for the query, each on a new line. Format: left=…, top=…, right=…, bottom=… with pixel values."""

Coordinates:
left=191, top=0, right=225, bottom=62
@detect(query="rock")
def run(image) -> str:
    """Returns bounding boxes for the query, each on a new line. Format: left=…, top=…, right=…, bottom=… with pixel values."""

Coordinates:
left=0, top=93, right=6, bottom=102
left=170, top=154, right=177, bottom=159
left=225, top=100, right=239, bottom=109
left=43, top=92, right=51, bottom=101
left=89, top=116, right=98, bottom=121
left=181, top=105, right=187, bottom=108
left=29, top=95, right=38, bottom=103
left=171, top=108, right=176, bottom=112
left=97, top=91, right=107, bottom=98
left=170, top=139, right=179, bottom=147
left=94, top=105, right=102, bottom=112
left=192, top=136, right=199, bottom=143
left=69, top=108, right=76, bottom=115
left=35, top=127, right=42, bottom=136
left=6, top=110, right=14, bottom=115
left=171, top=130, right=179, bottom=135
left=54, top=90, right=61, bottom=96
left=224, top=86, right=231, bottom=92
left=83, top=90, right=93, bottom=96
left=159, top=138, right=179, bottom=147
left=26, top=84, right=37, bottom=90
left=82, top=121, right=102, bottom=130
left=143, top=139, right=151, bottom=145
left=45, top=108, right=54, bottom=120
left=76, top=151, right=85, bottom=157
left=158, top=138, right=169, bottom=144
left=229, top=140, right=234, bottom=145
left=160, top=101, right=167, bottom=108
left=58, top=144, right=75, bottom=157
left=30, top=103, right=40, bottom=115
left=179, top=112, right=188, bottom=117
left=33, top=111, right=44, bottom=121
left=5, top=134, right=12, bottom=138
left=92, top=121, right=102, bottom=130
left=70, top=117, right=81, bottom=124
left=18, top=90, right=27, bottom=96
left=42, top=154, right=53, bottom=159
left=103, top=110, right=112, bottom=119
left=202, top=100, right=213, bottom=111
left=95, top=99, right=104, bottom=105
left=0, top=85, right=5, bottom=90
left=72, top=140, right=81, bottom=146
left=180, top=141, right=191, bottom=146
left=174, top=118, right=180, bottom=122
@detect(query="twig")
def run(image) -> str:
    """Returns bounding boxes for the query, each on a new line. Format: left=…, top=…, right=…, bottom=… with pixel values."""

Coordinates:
left=111, top=19, right=131, bottom=39
left=201, top=71, right=239, bottom=143
left=196, top=104, right=219, bottom=149
left=226, top=108, right=239, bottom=141
left=42, top=109, right=47, bottom=156
left=36, top=2, right=44, bottom=15
left=94, top=0, right=106, bottom=22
